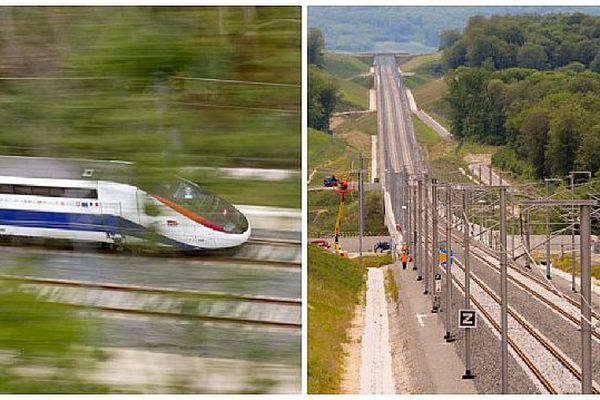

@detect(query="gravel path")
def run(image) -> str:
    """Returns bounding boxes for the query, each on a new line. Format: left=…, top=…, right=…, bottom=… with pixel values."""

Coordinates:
left=360, top=268, right=395, bottom=393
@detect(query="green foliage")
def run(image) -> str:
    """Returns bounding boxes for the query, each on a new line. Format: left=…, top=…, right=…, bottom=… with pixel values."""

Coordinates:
left=309, top=52, right=371, bottom=131
left=0, top=281, right=110, bottom=393
left=445, top=64, right=600, bottom=179
left=545, top=102, right=584, bottom=176
left=517, top=43, right=548, bottom=69
left=308, top=245, right=366, bottom=394
left=443, top=12, right=600, bottom=71
left=0, top=8, right=300, bottom=207
left=439, top=29, right=462, bottom=50
left=308, top=66, right=341, bottom=131
left=309, top=28, right=325, bottom=67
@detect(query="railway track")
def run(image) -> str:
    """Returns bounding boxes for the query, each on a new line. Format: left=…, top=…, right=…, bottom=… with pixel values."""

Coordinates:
left=448, top=228, right=600, bottom=337
left=423, top=216, right=600, bottom=393
left=5, top=274, right=300, bottom=329
left=449, top=258, right=600, bottom=393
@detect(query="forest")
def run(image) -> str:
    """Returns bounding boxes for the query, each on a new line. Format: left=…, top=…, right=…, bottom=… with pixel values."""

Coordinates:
left=441, top=13, right=600, bottom=179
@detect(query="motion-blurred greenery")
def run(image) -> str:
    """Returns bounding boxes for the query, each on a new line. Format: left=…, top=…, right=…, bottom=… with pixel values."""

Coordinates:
left=0, top=280, right=114, bottom=393
left=0, top=7, right=300, bottom=207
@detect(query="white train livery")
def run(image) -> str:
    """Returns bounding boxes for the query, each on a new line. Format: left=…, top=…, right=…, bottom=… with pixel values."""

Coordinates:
left=0, top=175, right=250, bottom=250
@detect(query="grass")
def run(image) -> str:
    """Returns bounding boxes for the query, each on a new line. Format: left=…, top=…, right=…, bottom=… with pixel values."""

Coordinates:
left=543, top=255, right=600, bottom=281
left=384, top=267, right=399, bottom=302
left=333, top=112, right=377, bottom=155
left=397, top=53, right=451, bottom=128
left=412, top=115, right=441, bottom=146
left=316, top=52, right=370, bottom=112
left=323, top=53, right=371, bottom=80
left=399, top=53, right=441, bottom=73
left=308, top=245, right=366, bottom=394
left=363, top=253, right=393, bottom=268
left=308, top=127, right=360, bottom=187
left=412, top=77, right=450, bottom=128
left=334, top=75, right=369, bottom=111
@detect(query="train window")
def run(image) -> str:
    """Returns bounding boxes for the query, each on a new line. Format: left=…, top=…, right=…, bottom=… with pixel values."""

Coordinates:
left=5, top=184, right=97, bottom=199
left=0, top=184, right=14, bottom=194
left=49, top=187, right=65, bottom=197
left=62, top=188, right=97, bottom=199
left=31, top=186, right=50, bottom=196
left=14, top=185, right=32, bottom=195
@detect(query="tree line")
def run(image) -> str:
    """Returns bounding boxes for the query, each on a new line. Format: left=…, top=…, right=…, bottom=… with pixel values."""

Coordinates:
left=441, top=13, right=600, bottom=179
left=441, top=13, right=600, bottom=72
left=308, top=28, right=340, bottom=132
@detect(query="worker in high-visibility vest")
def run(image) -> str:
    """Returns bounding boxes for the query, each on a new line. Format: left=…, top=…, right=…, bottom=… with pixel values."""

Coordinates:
left=401, top=251, right=409, bottom=270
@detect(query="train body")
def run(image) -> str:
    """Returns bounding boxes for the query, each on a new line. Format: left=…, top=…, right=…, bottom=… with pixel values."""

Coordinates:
left=0, top=164, right=250, bottom=250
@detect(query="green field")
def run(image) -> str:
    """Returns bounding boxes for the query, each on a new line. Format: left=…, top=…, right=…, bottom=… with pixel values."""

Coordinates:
left=318, top=52, right=371, bottom=111
left=323, top=53, right=371, bottom=80
left=398, top=53, right=450, bottom=128
left=333, top=112, right=377, bottom=155
left=308, top=245, right=366, bottom=394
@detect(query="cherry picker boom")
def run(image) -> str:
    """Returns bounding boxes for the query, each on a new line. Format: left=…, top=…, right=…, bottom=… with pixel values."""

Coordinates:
left=333, top=178, right=353, bottom=257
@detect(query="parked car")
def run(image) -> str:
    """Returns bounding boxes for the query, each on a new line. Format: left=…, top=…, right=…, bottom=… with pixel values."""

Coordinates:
left=323, top=175, right=340, bottom=187
left=374, top=241, right=392, bottom=253
left=311, top=239, right=331, bottom=249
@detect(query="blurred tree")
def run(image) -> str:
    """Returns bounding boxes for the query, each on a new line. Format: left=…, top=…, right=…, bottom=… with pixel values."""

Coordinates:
left=439, top=29, right=461, bottom=50
left=308, top=27, right=325, bottom=67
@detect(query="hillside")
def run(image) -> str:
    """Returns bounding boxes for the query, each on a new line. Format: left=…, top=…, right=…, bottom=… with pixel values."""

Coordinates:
left=309, top=6, right=600, bottom=53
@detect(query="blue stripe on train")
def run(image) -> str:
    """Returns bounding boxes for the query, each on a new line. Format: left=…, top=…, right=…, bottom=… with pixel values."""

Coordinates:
left=0, top=208, right=198, bottom=250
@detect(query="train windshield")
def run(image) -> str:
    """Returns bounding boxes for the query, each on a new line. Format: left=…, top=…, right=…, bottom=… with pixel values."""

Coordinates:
left=157, top=179, right=248, bottom=234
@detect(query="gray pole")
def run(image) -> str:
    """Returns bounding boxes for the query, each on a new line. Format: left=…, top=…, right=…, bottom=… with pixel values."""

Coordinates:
left=571, top=174, right=577, bottom=292
left=444, top=185, right=455, bottom=342
left=417, top=178, right=423, bottom=280
left=500, top=186, right=508, bottom=393
left=511, top=197, right=516, bottom=260
left=525, top=210, right=531, bottom=269
left=424, top=176, right=430, bottom=293
left=463, top=187, right=475, bottom=379
left=413, top=183, right=418, bottom=271
left=580, top=203, right=592, bottom=394
left=400, top=170, right=406, bottom=233
left=545, top=180, right=552, bottom=280
left=359, top=153, right=364, bottom=266
left=489, top=163, right=492, bottom=186
left=431, top=179, right=439, bottom=311
left=479, top=164, right=482, bottom=186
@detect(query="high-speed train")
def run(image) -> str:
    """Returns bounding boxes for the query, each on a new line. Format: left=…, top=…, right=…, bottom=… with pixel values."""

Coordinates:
left=0, top=157, right=250, bottom=250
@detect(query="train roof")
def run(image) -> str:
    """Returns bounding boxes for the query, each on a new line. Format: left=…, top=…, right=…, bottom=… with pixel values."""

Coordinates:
left=0, top=156, right=134, bottom=183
